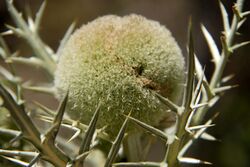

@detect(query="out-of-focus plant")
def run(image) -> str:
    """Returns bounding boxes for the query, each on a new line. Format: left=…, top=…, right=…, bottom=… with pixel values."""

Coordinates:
left=0, top=0, right=249, bottom=166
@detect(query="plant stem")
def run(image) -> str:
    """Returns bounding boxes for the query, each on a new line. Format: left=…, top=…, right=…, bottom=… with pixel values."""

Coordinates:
left=166, top=108, right=189, bottom=167
left=0, top=84, right=69, bottom=167
left=210, top=0, right=244, bottom=88
left=193, top=0, right=245, bottom=125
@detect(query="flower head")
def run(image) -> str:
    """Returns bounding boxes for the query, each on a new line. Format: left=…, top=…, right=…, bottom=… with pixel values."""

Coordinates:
left=55, top=14, right=185, bottom=137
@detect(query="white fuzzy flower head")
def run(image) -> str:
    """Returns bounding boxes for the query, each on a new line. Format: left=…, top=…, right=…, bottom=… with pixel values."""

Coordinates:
left=55, top=14, right=185, bottom=138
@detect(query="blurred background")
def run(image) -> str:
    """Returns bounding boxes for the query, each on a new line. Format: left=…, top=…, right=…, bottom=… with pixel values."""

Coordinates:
left=0, top=0, right=249, bottom=166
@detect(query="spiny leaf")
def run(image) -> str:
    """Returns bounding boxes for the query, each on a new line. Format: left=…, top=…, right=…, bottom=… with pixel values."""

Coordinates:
left=33, top=101, right=55, bottom=116
left=5, top=0, right=27, bottom=31
left=34, top=0, right=47, bottom=31
left=0, top=30, right=13, bottom=36
left=27, top=16, right=35, bottom=33
left=0, top=47, right=5, bottom=58
left=200, top=132, right=218, bottom=141
left=5, top=0, right=56, bottom=76
left=113, top=162, right=163, bottom=167
left=192, top=102, right=208, bottom=110
left=57, top=21, right=76, bottom=57
left=237, top=17, right=246, bottom=30
left=5, top=24, right=24, bottom=37
left=179, top=157, right=212, bottom=165
left=8, top=132, right=23, bottom=146
left=231, top=41, right=250, bottom=50
left=37, top=113, right=89, bottom=134
left=28, top=153, right=41, bottom=167
left=0, top=84, right=41, bottom=143
left=22, top=85, right=55, bottom=95
left=241, top=11, right=250, bottom=17
left=219, top=1, right=230, bottom=35
left=187, top=124, right=215, bottom=131
left=0, top=35, right=11, bottom=58
left=178, top=112, right=219, bottom=158
left=202, top=80, right=215, bottom=99
left=221, top=74, right=234, bottom=83
left=67, top=128, right=81, bottom=143
left=74, top=151, right=90, bottom=164
left=104, top=115, right=129, bottom=167
left=0, top=66, right=20, bottom=83
left=0, top=149, right=37, bottom=158
left=0, top=127, right=21, bottom=137
left=201, top=24, right=220, bottom=65
left=125, top=115, right=168, bottom=142
left=0, top=155, right=29, bottom=167
left=182, top=18, right=195, bottom=110
left=208, top=96, right=220, bottom=107
left=194, top=55, right=204, bottom=80
left=78, top=102, right=101, bottom=154
left=155, top=92, right=179, bottom=113
left=213, top=85, right=238, bottom=93
left=43, top=92, right=68, bottom=144
left=192, top=67, right=205, bottom=105
left=8, top=57, right=45, bottom=68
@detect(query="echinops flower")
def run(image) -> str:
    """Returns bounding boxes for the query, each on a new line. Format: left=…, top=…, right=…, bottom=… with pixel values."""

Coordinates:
left=55, top=14, right=185, bottom=137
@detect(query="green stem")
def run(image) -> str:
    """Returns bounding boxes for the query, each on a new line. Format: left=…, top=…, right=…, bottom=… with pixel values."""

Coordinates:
left=193, top=0, right=245, bottom=125
left=210, top=0, right=244, bottom=88
left=167, top=107, right=189, bottom=167
left=0, top=84, right=68, bottom=167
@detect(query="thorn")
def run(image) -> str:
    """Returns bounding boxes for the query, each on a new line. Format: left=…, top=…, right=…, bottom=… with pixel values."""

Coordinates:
left=28, top=153, right=41, bottom=167
left=22, top=85, right=55, bottom=95
left=33, top=101, right=55, bottom=116
left=200, top=132, right=218, bottom=141
left=213, top=85, right=238, bottom=93
left=124, top=114, right=169, bottom=142
left=231, top=41, right=250, bottom=51
left=67, top=129, right=81, bottom=143
left=27, top=16, right=35, bottom=32
left=218, top=0, right=230, bottom=35
left=192, top=67, right=205, bottom=105
left=0, top=155, right=29, bottom=166
left=192, top=102, right=208, bottom=110
left=5, top=24, right=24, bottom=37
left=182, top=17, right=195, bottom=110
left=237, top=17, right=246, bottom=30
left=1, top=30, right=13, bottom=36
left=221, top=74, right=235, bottom=83
left=0, top=149, right=37, bottom=158
left=155, top=92, right=179, bottom=113
left=202, top=80, right=215, bottom=99
left=0, top=128, right=21, bottom=137
left=208, top=96, right=220, bottom=107
left=57, top=21, right=76, bottom=56
left=104, top=114, right=129, bottom=167
left=34, top=0, right=47, bottom=32
left=78, top=102, right=101, bottom=154
left=43, top=92, right=68, bottom=144
left=188, top=124, right=215, bottom=131
left=74, top=151, right=90, bottom=163
left=201, top=24, right=220, bottom=65
left=8, top=133, right=23, bottom=146
left=179, top=157, right=212, bottom=165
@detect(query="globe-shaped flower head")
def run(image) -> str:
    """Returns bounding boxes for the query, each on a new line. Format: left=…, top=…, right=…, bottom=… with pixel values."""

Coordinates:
left=55, top=14, right=185, bottom=137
